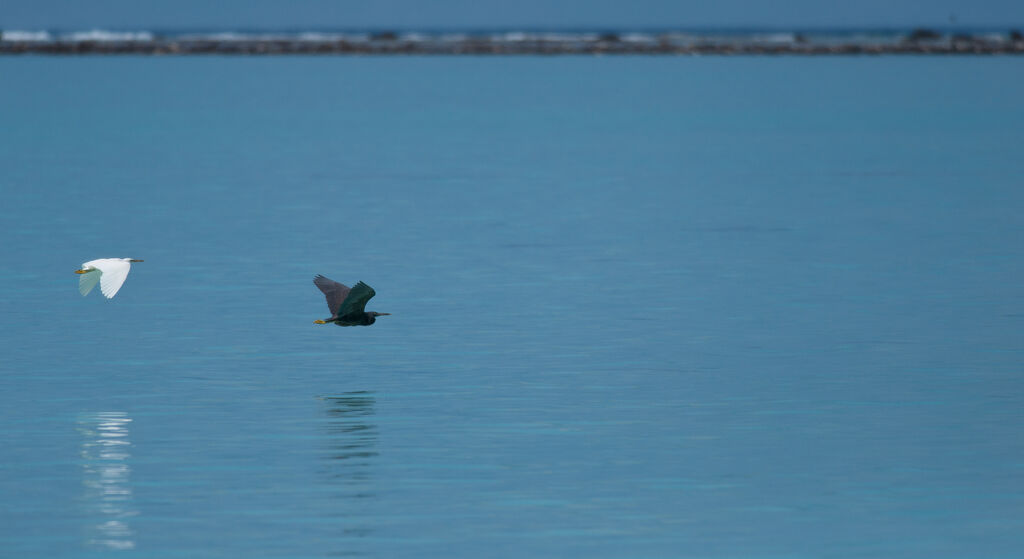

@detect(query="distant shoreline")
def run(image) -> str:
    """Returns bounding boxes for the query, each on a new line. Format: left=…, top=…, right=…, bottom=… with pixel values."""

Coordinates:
left=3, top=29, right=1023, bottom=55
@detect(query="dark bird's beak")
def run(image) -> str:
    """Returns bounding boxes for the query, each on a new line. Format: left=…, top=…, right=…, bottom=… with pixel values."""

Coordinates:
left=130, top=259, right=144, bottom=262
left=377, top=313, right=391, bottom=316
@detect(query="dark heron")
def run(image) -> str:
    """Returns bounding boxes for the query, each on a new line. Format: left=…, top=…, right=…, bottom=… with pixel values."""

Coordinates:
left=313, top=275, right=390, bottom=326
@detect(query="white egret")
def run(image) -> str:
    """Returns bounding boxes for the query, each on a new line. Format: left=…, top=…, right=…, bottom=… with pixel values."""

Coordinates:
left=75, top=258, right=144, bottom=299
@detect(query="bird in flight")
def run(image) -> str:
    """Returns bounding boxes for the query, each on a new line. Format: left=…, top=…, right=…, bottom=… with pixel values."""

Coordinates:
left=76, top=258, right=144, bottom=299
left=313, top=275, right=390, bottom=326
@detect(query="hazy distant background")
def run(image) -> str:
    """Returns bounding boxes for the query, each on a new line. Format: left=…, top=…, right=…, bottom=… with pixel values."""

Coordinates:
left=3, top=0, right=1024, bottom=29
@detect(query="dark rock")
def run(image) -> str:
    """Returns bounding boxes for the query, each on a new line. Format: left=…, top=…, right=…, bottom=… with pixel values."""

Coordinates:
left=906, top=28, right=942, bottom=42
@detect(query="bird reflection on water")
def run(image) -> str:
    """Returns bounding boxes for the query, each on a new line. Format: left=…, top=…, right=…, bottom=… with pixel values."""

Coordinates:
left=319, top=392, right=378, bottom=542
left=78, top=412, right=137, bottom=550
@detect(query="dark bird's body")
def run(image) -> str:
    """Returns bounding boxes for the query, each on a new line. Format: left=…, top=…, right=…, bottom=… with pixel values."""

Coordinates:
left=314, top=275, right=390, bottom=326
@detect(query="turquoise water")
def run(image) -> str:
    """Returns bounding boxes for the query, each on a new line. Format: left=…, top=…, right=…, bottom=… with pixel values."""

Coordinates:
left=1, top=56, right=1023, bottom=558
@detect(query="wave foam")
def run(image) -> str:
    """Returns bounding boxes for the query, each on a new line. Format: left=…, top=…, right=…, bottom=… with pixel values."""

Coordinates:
left=62, top=30, right=154, bottom=42
left=2, top=30, right=53, bottom=41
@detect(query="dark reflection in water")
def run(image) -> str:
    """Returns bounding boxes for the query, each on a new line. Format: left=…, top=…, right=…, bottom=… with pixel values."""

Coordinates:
left=77, top=412, right=137, bottom=550
left=319, top=392, right=378, bottom=549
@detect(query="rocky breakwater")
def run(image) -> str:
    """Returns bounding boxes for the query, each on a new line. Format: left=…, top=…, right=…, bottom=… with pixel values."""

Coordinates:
left=2, top=29, right=1023, bottom=55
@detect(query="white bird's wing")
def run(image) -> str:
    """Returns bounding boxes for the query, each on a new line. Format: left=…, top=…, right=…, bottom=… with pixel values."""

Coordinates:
left=96, top=259, right=133, bottom=299
left=79, top=269, right=101, bottom=296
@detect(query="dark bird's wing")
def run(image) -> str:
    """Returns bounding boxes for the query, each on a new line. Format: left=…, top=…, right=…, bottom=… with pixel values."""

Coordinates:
left=314, top=275, right=351, bottom=316
left=337, top=281, right=376, bottom=318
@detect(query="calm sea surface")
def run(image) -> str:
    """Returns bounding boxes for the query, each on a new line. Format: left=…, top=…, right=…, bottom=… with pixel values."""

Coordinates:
left=1, top=56, right=1023, bottom=558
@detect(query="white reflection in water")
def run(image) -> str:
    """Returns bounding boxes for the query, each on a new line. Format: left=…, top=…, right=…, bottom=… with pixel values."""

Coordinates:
left=78, top=412, right=137, bottom=550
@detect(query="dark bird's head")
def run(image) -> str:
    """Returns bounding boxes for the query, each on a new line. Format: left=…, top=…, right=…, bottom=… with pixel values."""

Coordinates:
left=365, top=312, right=391, bottom=325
